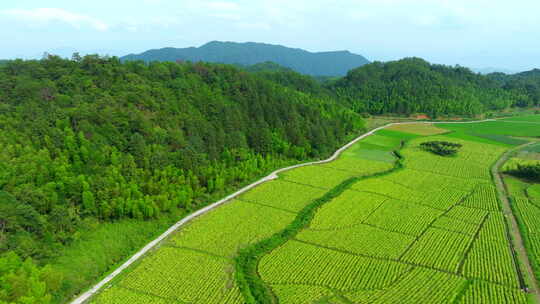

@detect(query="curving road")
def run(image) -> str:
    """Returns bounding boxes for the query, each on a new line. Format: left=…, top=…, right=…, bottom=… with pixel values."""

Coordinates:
left=70, top=119, right=496, bottom=304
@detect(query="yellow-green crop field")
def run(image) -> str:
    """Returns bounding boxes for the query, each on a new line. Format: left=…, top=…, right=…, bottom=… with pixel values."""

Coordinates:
left=386, top=123, right=450, bottom=136
left=90, top=120, right=540, bottom=304
left=504, top=152, right=540, bottom=299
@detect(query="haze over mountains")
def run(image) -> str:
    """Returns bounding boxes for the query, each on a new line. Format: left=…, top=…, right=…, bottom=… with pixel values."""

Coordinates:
left=6, top=41, right=528, bottom=76
left=121, top=41, right=370, bottom=77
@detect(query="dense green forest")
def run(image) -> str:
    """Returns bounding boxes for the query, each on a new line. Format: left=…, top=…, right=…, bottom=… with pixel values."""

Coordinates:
left=0, top=55, right=363, bottom=303
left=121, top=41, right=370, bottom=76
left=488, top=69, right=540, bottom=107
left=330, top=58, right=532, bottom=117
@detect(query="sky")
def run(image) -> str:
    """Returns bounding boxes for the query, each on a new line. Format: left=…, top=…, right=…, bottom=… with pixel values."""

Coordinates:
left=1, top=0, right=539, bottom=72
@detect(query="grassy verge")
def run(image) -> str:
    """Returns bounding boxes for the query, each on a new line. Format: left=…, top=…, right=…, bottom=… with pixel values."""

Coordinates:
left=49, top=212, right=185, bottom=303
left=234, top=149, right=404, bottom=303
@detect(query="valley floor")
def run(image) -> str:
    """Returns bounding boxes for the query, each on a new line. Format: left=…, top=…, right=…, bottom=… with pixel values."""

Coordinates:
left=84, top=119, right=540, bottom=304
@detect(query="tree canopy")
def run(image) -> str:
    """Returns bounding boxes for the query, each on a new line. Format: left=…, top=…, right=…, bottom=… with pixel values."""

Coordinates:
left=329, top=58, right=529, bottom=117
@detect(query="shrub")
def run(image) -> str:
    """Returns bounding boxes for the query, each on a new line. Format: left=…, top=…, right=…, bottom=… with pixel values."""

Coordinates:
left=420, top=141, right=462, bottom=156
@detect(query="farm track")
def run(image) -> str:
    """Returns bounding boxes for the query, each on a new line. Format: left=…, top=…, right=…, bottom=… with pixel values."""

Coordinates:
left=493, top=142, right=540, bottom=303
left=70, top=119, right=496, bottom=304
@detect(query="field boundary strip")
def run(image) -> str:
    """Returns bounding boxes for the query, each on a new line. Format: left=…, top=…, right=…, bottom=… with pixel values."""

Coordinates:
left=70, top=119, right=494, bottom=304
left=495, top=142, right=540, bottom=303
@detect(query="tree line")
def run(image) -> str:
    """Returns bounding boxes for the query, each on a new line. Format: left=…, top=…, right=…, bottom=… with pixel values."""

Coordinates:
left=329, top=58, right=532, bottom=117
left=505, top=163, right=540, bottom=182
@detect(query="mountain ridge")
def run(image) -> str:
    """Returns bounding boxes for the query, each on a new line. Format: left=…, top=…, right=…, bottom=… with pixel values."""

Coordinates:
left=121, top=41, right=370, bottom=76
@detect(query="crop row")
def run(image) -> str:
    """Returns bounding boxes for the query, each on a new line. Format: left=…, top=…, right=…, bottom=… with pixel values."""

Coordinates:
left=384, top=168, right=476, bottom=193
left=259, top=240, right=411, bottom=291
left=462, top=239, right=521, bottom=288
left=343, top=271, right=528, bottom=304
left=461, top=184, right=501, bottom=211
left=309, top=190, right=386, bottom=230
left=298, top=224, right=415, bottom=259
left=93, top=286, right=173, bottom=304
left=445, top=206, right=489, bottom=225
left=419, top=188, right=469, bottom=210
left=401, top=228, right=473, bottom=272
left=94, top=247, right=242, bottom=304
left=239, top=179, right=326, bottom=212
left=508, top=182, right=540, bottom=284
left=280, top=165, right=362, bottom=189
left=170, top=200, right=295, bottom=257
left=477, top=213, right=508, bottom=242
left=457, top=280, right=528, bottom=304
left=362, top=199, right=443, bottom=236
left=351, top=178, right=427, bottom=204
left=432, top=216, right=478, bottom=235
left=322, top=156, right=394, bottom=173
left=513, top=196, right=540, bottom=233
left=358, top=268, right=466, bottom=304
left=270, top=284, right=332, bottom=304
left=408, top=156, right=491, bottom=180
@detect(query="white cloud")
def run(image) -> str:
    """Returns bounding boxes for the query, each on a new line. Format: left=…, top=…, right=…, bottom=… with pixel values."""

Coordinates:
left=2, top=8, right=109, bottom=31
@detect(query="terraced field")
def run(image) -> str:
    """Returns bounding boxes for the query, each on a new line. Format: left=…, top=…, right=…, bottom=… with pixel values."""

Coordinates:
left=87, top=121, right=540, bottom=304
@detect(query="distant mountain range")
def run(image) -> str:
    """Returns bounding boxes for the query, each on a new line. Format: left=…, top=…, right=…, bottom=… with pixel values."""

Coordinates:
left=121, top=41, right=370, bottom=76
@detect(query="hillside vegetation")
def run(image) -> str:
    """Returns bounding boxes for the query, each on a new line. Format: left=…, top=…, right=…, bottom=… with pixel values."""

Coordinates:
left=121, top=41, right=370, bottom=76
left=245, top=58, right=540, bottom=118
left=488, top=69, right=540, bottom=107
left=0, top=55, right=363, bottom=303
left=331, top=58, right=527, bottom=117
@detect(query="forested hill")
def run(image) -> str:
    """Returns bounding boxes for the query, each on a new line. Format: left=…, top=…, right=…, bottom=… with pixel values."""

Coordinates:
left=0, top=55, right=363, bottom=302
left=487, top=69, right=540, bottom=107
left=121, top=41, right=370, bottom=76
left=329, top=58, right=528, bottom=117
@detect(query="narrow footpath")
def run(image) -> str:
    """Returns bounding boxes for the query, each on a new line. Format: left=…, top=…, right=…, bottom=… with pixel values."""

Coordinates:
left=492, top=143, right=540, bottom=304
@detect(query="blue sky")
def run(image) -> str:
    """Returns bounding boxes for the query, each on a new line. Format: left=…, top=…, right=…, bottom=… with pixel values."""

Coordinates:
left=1, top=0, right=539, bottom=71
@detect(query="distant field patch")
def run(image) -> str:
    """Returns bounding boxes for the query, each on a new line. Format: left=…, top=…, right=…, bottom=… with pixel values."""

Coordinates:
left=341, top=142, right=396, bottom=163
left=500, top=115, right=540, bottom=122
left=523, top=142, right=540, bottom=153
left=362, top=134, right=404, bottom=149
left=438, top=121, right=540, bottom=138
left=375, top=129, right=422, bottom=141
left=472, top=134, right=529, bottom=146
left=386, top=123, right=449, bottom=136
left=442, top=132, right=512, bottom=147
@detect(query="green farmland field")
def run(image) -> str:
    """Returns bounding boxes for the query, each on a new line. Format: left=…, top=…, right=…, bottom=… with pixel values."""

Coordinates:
left=89, top=119, right=540, bottom=304
left=439, top=120, right=540, bottom=138
left=504, top=148, right=540, bottom=292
